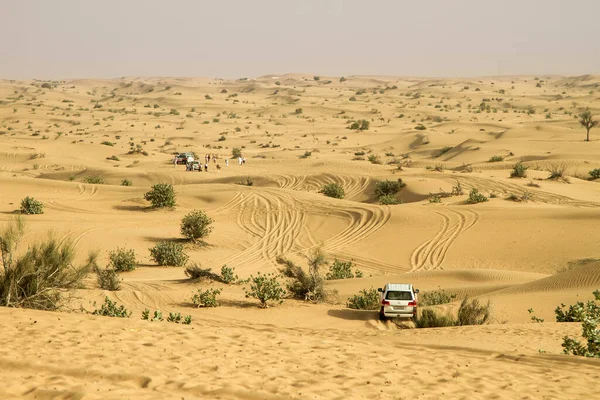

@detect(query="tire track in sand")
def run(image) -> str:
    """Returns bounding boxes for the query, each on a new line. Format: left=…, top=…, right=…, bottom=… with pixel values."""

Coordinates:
left=220, top=187, right=393, bottom=272
left=410, top=208, right=479, bottom=271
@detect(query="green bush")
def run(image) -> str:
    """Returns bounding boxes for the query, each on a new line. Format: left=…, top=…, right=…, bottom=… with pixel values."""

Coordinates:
left=555, top=295, right=600, bottom=323
left=379, top=195, right=402, bottom=205
left=415, top=124, right=427, bottom=131
left=180, top=210, right=213, bottom=242
left=415, top=298, right=491, bottom=328
left=561, top=289, right=600, bottom=357
left=144, top=183, right=176, bottom=208
left=326, top=259, right=358, bottom=280
left=232, top=147, right=242, bottom=158
left=467, top=188, right=488, bottom=204
left=167, top=312, right=192, bottom=324
left=319, top=183, right=345, bottom=199
left=347, top=288, right=380, bottom=310
left=244, top=272, right=286, bottom=308
left=488, top=155, right=504, bottom=162
left=277, top=249, right=328, bottom=302
left=220, top=265, right=238, bottom=284
left=149, top=241, right=188, bottom=266
left=0, top=218, right=97, bottom=310
left=419, top=289, right=456, bottom=306
left=589, top=169, right=600, bottom=180
left=20, top=197, right=44, bottom=214
left=92, top=297, right=131, bottom=317
left=415, top=309, right=456, bottom=328
left=367, top=154, right=381, bottom=164
left=141, top=309, right=163, bottom=321
left=121, top=179, right=132, bottom=186
left=95, top=267, right=121, bottom=291
left=374, top=179, right=405, bottom=198
left=348, top=120, right=370, bottom=131
left=108, top=247, right=137, bottom=272
left=191, top=288, right=222, bottom=307
left=83, top=175, right=104, bottom=184
left=510, top=161, right=528, bottom=178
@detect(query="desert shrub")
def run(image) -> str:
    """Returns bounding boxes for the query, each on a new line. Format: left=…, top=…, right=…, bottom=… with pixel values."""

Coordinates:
left=326, top=259, right=359, bottom=280
left=429, top=194, right=441, bottom=203
left=300, top=151, right=312, bottom=159
left=277, top=249, right=328, bottom=302
left=368, top=154, right=381, bottom=164
left=220, top=265, right=238, bottom=284
left=91, top=297, right=131, bottom=318
left=510, top=161, right=528, bottom=178
left=149, top=241, right=188, bottom=266
left=561, top=289, right=600, bottom=357
left=236, top=176, right=254, bottom=186
left=489, top=155, right=504, bottom=162
left=456, top=298, right=491, bottom=325
left=451, top=181, right=464, bottom=196
left=374, top=179, right=405, bottom=198
left=415, top=309, right=456, bottom=328
left=589, top=169, right=600, bottom=180
left=348, top=120, right=370, bottom=131
left=0, top=218, right=96, bottom=310
left=95, top=267, right=121, bottom=291
left=295, top=108, right=303, bottom=114
left=347, top=288, right=380, bottom=310
left=108, top=247, right=137, bottom=272
left=416, top=298, right=490, bottom=328
left=191, top=288, right=222, bottom=307
left=415, top=124, right=427, bottom=131
left=319, top=183, right=345, bottom=199
left=547, top=164, right=567, bottom=181
left=379, top=195, right=401, bottom=205
left=144, top=183, right=176, bottom=208
left=185, top=263, right=219, bottom=280
left=419, top=289, right=456, bottom=306
left=20, top=197, right=44, bottom=214
left=555, top=295, right=600, bottom=323
left=467, top=188, right=488, bottom=204
left=245, top=272, right=286, bottom=308
left=167, top=312, right=192, bottom=324
left=101, top=141, right=114, bottom=147
left=180, top=210, right=213, bottom=242
left=232, top=147, right=242, bottom=158
left=141, top=309, right=164, bottom=321
left=83, top=175, right=104, bottom=184
left=121, top=179, right=132, bottom=186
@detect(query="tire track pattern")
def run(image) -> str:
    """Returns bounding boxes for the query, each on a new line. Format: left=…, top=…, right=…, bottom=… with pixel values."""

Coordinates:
left=410, top=208, right=479, bottom=271
left=218, top=187, right=394, bottom=272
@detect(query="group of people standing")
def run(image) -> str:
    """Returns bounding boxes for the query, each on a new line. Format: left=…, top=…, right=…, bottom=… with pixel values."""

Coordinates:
left=174, top=152, right=246, bottom=172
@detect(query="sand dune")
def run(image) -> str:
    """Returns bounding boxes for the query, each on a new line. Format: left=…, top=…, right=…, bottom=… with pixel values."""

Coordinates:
left=1, top=75, right=600, bottom=398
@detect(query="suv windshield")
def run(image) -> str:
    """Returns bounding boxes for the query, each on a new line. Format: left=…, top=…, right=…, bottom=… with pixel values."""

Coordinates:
left=386, top=291, right=413, bottom=300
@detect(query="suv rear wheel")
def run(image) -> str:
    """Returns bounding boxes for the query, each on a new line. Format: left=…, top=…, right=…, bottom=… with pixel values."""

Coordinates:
left=379, top=307, right=387, bottom=321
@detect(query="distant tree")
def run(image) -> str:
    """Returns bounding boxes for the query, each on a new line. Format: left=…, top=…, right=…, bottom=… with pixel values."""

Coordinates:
left=580, top=110, right=598, bottom=142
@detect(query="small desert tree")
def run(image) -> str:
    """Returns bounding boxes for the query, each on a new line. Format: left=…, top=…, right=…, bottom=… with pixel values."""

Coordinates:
left=180, top=210, right=213, bottom=243
left=144, top=183, right=176, bottom=208
left=149, top=241, right=188, bottom=266
left=0, top=217, right=97, bottom=310
left=244, top=272, right=286, bottom=308
left=580, top=110, right=598, bottom=142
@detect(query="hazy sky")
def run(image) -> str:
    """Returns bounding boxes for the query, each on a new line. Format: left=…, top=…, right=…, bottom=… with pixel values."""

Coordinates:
left=2, top=0, right=599, bottom=79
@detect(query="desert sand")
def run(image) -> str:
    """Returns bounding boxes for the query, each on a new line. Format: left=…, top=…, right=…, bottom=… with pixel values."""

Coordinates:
left=1, top=74, right=599, bottom=399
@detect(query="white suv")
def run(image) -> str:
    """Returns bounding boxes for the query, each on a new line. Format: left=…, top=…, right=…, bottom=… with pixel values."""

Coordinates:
left=377, top=283, right=419, bottom=321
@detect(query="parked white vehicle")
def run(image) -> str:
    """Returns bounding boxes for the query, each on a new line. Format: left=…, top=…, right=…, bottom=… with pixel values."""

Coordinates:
left=377, top=283, right=419, bottom=321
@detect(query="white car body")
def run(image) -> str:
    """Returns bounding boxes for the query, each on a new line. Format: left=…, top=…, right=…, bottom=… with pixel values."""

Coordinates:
left=378, top=283, right=419, bottom=320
